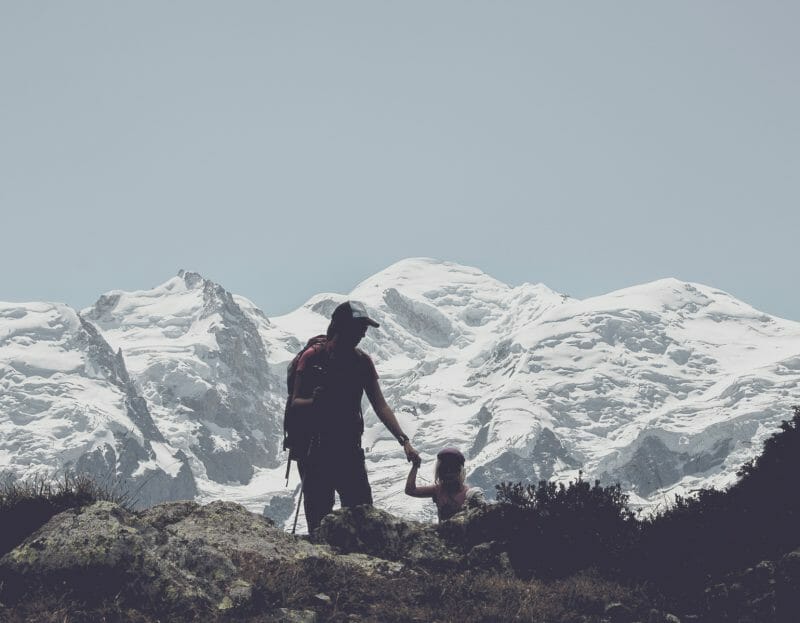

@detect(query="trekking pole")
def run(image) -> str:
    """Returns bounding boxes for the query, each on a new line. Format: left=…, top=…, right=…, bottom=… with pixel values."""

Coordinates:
left=291, top=435, right=317, bottom=535
left=291, top=467, right=305, bottom=535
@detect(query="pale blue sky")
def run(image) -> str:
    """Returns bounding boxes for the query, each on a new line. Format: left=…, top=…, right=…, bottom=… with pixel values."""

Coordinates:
left=2, top=2, right=798, bottom=319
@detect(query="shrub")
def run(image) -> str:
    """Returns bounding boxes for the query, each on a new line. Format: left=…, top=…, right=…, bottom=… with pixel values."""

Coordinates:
left=487, top=473, right=639, bottom=578
left=639, top=405, right=800, bottom=596
left=0, top=471, right=130, bottom=557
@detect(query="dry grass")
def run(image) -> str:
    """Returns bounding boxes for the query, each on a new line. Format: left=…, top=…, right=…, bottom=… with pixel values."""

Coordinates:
left=0, top=589, right=153, bottom=623
left=249, top=557, right=649, bottom=623
left=0, top=471, right=131, bottom=557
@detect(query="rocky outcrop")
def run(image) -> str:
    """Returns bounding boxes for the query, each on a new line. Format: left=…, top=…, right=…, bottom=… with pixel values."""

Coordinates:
left=0, top=501, right=412, bottom=616
left=382, top=287, right=457, bottom=348
left=316, top=504, right=513, bottom=577
left=0, top=501, right=514, bottom=617
left=314, top=505, right=463, bottom=570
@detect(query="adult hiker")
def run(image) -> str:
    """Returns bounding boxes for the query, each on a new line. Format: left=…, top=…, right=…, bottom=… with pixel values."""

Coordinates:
left=290, top=300, right=420, bottom=533
left=405, top=447, right=485, bottom=521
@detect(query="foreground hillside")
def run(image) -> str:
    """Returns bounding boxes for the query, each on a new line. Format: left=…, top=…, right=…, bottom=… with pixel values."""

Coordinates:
left=1, top=500, right=798, bottom=622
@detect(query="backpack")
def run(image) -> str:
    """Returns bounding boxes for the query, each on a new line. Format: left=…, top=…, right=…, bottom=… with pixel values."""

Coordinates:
left=283, top=334, right=328, bottom=462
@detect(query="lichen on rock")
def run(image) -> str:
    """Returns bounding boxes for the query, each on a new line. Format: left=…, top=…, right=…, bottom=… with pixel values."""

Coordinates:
left=0, top=499, right=484, bottom=616
left=314, top=505, right=463, bottom=571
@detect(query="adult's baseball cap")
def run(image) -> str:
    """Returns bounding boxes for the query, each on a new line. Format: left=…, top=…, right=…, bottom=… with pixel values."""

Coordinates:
left=331, top=301, right=380, bottom=328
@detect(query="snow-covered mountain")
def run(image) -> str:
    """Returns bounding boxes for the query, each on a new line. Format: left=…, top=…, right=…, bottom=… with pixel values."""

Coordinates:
left=2, top=259, right=799, bottom=530
left=0, top=302, right=196, bottom=506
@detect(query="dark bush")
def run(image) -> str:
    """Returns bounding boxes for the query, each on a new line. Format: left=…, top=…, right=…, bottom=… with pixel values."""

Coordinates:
left=639, top=405, right=800, bottom=596
left=486, top=473, right=639, bottom=578
left=453, top=405, right=800, bottom=596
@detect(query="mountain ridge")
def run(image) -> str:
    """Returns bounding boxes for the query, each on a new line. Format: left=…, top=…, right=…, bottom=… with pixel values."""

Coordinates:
left=2, top=259, right=799, bottom=529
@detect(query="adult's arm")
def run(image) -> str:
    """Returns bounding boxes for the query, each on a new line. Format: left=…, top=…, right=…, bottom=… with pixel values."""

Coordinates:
left=364, top=375, right=420, bottom=464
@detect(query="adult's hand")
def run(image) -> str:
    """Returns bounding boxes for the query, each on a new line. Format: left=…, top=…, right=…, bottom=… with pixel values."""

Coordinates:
left=311, top=386, right=326, bottom=404
left=404, top=441, right=420, bottom=465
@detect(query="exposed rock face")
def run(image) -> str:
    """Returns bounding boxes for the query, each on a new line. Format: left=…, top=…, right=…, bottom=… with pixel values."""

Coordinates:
left=75, top=316, right=165, bottom=443
left=469, top=450, right=534, bottom=494
left=72, top=318, right=197, bottom=506
left=194, top=277, right=281, bottom=463
left=382, top=287, right=457, bottom=348
left=70, top=317, right=198, bottom=506
left=0, top=501, right=398, bottom=614
left=314, top=505, right=462, bottom=570
left=531, top=428, right=580, bottom=481
left=603, top=435, right=737, bottom=497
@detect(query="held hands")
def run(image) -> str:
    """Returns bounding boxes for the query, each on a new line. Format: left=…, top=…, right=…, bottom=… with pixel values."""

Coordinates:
left=404, top=442, right=421, bottom=467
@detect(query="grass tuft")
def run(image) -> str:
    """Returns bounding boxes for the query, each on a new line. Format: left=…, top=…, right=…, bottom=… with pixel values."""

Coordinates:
left=0, top=471, right=131, bottom=557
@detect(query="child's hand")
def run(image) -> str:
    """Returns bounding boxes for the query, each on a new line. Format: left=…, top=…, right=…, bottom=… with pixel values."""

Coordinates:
left=404, top=442, right=420, bottom=466
left=411, top=455, right=421, bottom=469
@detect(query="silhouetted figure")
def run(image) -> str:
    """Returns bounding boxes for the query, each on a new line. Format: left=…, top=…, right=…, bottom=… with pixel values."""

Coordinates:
left=290, top=301, right=419, bottom=532
left=405, top=447, right=485, bottom=521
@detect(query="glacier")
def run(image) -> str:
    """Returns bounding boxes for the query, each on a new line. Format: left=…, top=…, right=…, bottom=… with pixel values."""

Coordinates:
left=2, top=258, right=799, bottom=533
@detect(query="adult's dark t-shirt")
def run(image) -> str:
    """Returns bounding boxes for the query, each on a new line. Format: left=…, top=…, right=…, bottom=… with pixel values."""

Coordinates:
left=296, top=344, right=378, bottom=444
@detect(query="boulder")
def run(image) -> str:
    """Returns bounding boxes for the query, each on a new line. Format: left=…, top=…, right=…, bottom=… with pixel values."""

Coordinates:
left=314, top=505, right=462, bottom=570
left=0, top=500, right=403, bottom=614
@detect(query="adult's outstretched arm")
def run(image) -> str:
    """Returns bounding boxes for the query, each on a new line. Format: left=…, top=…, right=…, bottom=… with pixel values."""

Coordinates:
left=365, top=376, right=420, bottom=464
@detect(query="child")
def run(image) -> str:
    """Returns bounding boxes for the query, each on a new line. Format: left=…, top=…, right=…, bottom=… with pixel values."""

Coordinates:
left=405, top=447, right=485, bottom=521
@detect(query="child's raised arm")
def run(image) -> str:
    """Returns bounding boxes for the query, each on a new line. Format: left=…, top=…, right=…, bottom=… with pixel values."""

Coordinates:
left=404, top=457, right=437, bottom=498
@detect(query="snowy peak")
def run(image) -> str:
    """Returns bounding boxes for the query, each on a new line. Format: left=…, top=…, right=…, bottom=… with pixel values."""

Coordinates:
left=352, top=257, right=511, bottom=300
left=83, top=270, right=285, bottom=493
left=275, top=259, right=566, bottom=345
left=85, top=270, right=220, bottom=328
left=576, top=278, right=768, bottom=320
left=83, top=269, right=269, bottom=375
